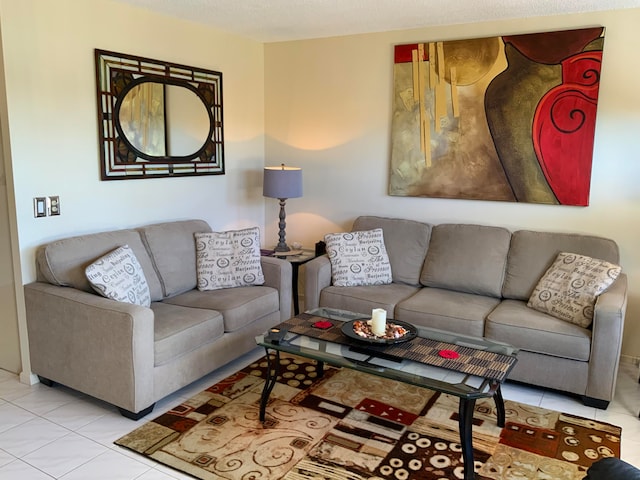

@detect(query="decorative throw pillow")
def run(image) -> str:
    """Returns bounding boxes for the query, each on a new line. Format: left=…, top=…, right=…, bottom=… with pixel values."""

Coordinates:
left=324, top=228, right=393, bottom=287
left=195, top=227, right=264, bottom=291
left=85, top=245, right=151, bottom=307
left=527, top=252, right=621, bottom=328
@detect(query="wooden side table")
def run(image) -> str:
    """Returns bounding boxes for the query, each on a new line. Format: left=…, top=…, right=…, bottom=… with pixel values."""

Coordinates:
left=264, top=249, right=317, bottom=315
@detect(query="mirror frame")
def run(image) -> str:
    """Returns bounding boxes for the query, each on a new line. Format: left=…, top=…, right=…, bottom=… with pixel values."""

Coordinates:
left=95, top=49, right=224, bottom=180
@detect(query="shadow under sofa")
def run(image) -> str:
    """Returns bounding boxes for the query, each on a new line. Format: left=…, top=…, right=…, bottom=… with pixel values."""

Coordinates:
left=24, top=219, right=292, bottom=419
left=304, top=215, right=628, bottom=409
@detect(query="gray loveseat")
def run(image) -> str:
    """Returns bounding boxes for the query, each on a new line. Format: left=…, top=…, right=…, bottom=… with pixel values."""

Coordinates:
left=25, top=219, right=292, bottom=419
left=305, top=215, right=628, bottom=409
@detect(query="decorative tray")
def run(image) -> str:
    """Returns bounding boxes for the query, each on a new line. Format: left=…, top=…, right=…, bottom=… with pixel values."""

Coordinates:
left=341, top=319, right=418, bottom=345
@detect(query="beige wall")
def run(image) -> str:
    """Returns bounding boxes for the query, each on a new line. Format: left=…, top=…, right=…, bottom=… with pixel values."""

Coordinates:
left=265, top=10, right=640, bottom=361
left=0, top=0, right=266, bottom=376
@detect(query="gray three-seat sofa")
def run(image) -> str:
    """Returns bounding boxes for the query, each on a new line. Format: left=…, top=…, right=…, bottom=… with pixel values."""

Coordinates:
left=305, top=215, right=628, bottom=409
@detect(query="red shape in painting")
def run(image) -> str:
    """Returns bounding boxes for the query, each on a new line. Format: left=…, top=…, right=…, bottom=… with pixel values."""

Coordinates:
left=394, top=44, right=428, bottom=64
left=532, top=51, right=602, bottom=206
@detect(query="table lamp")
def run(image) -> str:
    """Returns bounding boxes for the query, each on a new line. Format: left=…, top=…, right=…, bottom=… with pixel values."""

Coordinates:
left=263, top=164, right=303, bottom=252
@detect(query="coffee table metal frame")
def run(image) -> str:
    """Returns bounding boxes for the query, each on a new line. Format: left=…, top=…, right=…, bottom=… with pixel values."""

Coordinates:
left=256, top=307, right=518, bottom=480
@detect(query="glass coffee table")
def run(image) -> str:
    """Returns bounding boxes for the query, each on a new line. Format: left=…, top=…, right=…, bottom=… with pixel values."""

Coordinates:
left=256, top=307, right=518, bottom=480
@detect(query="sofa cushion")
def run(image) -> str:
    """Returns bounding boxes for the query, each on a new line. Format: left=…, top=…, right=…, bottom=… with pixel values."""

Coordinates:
left=162, top=286, right=279, bottom=332
left=151, top=302, right=224, bottom=366
left=420, top=224, right=511, bottom=298
left=324, top=228, right=393, bottom=287
left=319, top=283, right=420, bottom=317
left=527, top=252, right=621, bottom=328
left=138, top=220, right=212, bottom=298
left=502, top=230, right=620, bottom=301
left=486, top=299, right=591, bottom=361
left=85, top=245, right=151, bottom=307
left=195, top=227, right=264, bottom=291
left=35, top=229, right=164, bottom=301
left=395, top=288, right=500, bottom=337
left=352, top=216, right=432, bottom=286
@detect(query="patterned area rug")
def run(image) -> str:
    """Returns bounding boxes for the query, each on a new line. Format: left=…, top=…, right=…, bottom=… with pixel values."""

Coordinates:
left=115, top=354, right=622, bottom=479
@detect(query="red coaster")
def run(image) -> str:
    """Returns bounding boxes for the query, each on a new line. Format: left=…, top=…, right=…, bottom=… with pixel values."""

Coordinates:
left=439, top=349, right=460, bottom=359
left=313, top=321, right=333, bottom=329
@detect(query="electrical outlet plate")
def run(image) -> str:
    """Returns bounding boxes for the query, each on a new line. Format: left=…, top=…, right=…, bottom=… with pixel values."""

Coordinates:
left=34, top=197, right=47, bottom=217
left=48, top=196, right=60, bottom=216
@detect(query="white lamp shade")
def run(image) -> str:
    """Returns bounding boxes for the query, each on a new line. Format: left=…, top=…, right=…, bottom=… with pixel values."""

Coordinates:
left=263, top=165, right=303, bottom=199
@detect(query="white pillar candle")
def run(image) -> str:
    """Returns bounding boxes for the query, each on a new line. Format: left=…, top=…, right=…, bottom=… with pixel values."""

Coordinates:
left=371, top=308, right=387, bottom=336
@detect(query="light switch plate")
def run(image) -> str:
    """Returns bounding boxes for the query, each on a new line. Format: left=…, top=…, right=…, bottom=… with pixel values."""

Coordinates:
left=34, top=197, right=47, bottom=217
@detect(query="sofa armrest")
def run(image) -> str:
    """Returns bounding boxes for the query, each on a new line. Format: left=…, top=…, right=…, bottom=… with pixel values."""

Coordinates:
left=585, top=458, right=640, bottom=480
left=303, top=255, right=332, bottom=311
left=260, top=256, right=292, bottom=321
left=586, top=273, right=628, bottom=402
left=24, top=282, right=155, bottom=413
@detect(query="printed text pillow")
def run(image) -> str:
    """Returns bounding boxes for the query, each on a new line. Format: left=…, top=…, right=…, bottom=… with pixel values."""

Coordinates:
left=324, top=228, right=392, bottom=287
left=85, top=245, right=151, bottom=307
left=527, top=252, right=621, bottom=328
left=195, top=227, right=264, bottom=291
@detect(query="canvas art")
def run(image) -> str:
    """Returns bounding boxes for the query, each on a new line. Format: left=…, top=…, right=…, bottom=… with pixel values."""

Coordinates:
left=389, top=28, right=605, bottom=206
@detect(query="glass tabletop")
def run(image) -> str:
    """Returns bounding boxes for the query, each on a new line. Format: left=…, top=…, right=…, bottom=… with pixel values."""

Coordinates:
left=256, top=307, right=519, bottom=400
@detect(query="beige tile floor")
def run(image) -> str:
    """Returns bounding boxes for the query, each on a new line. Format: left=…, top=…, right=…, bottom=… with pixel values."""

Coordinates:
left=0, top=350, right=638, bottom=479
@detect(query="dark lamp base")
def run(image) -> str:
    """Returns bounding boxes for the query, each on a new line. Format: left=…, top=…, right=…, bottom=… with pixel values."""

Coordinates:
left=274, top=243, right=291, bottom=252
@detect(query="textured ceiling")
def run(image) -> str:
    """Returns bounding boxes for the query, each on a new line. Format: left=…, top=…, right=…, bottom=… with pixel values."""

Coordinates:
left=112, top=0, right=640, bottom=42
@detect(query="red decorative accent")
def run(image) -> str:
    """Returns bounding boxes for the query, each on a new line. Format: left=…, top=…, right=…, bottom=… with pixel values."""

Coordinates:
left=313, top=321, right=333, bottom=329
left=206, top=371, right=247, bottom=393
left=532, top=51, right=602, bottom=206
left=439, top=349, right=460, bottom=359
left=500, top=422, right=559, bottom=458
left=354, top=398, right=418, bottom=425
left=394, top=44, right=428, bottom=64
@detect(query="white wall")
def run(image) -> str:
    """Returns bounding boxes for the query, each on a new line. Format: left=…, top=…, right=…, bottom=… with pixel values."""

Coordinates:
left=265, top=10, right=640, bottom=360
left=0, top=0, right=266, bottom=284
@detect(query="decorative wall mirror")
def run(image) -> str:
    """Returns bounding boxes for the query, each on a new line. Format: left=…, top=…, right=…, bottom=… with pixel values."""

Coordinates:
left=95, top=49, right=224, bottom=180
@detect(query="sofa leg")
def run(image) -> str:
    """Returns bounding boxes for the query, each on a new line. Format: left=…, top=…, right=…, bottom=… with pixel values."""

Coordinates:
left=118, top=403, right=155, bottom=420
left=38, top=376, right=56, bottom=387
left=581, top=396, right=609, bottom=409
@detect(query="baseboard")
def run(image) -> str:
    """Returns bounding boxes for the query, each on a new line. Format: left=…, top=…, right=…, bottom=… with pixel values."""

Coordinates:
left=620, top=354, right=640, bottom=366
left=19, top=371, right=39, bottom=385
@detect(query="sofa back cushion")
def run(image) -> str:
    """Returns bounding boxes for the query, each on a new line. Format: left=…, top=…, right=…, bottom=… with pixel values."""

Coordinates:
left=138, top=219, right=212, bottom=298
left=420, top=224, right=511, bottom=298
left=36, top=229, right=163, bottom=301
left=352, top=216, right=431, bottom=286
left=503, top=230, right=620, bottom=301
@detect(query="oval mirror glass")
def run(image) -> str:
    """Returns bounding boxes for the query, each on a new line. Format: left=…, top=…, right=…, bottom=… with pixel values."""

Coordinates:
left=118, top=82, right=211, bottom=157
left=165, top=84, right=211, bottom=157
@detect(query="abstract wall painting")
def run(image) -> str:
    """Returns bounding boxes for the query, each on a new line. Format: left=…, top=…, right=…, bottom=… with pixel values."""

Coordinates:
left=389, top=28, right=605, bottom=206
